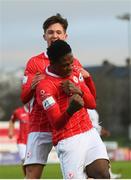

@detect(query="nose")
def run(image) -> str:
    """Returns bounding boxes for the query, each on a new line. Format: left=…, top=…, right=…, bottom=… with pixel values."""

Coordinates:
left=51, top=33, right=59, bottom=43
left=52, top=32, right=58, bottom=39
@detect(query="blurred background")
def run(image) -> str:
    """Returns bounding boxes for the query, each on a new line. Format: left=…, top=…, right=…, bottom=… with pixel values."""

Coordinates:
left=0, top=0, right=131, bottom=178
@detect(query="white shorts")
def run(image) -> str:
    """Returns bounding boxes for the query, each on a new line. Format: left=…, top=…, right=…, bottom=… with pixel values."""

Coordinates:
left=24, top=132, right=53, bottom=166
left=17, top=143, right=26, bottom=161
left=55, top=128, right=109, bottom=179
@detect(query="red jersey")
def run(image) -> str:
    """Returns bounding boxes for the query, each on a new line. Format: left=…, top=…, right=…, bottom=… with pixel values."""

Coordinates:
left=21, top=52, right=82, bottom=104
left=21, top=53, right=49, bottom=104
left=11, top=106, right=30, bottom=144
left=21, top=52, right=95, bottom=133
left=36, top=68, right=96, bottom=145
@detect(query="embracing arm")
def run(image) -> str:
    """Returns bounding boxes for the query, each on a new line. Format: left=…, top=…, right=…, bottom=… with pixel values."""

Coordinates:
left=80, top=82, right=96, bottom=109
left=21, top=72, right=44, bottom=104
left=20, top=58, right=45, bottom=104
left=73, top=58, right=96, bottom=99
left=80, top=68, right=96, bottom=99
left=21, top=74, right=35, bottom=104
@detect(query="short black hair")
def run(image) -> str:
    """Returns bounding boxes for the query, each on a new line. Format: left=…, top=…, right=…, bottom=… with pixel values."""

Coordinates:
left=43, top=13, right=68, bottom=33
left=47, top=40, right=72, bottom=63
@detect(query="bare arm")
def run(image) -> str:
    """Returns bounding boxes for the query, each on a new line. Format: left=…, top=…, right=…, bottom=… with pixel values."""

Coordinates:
left=8, top=120, right=15, bottom=139
left=21, top=72, right=45, bottom=104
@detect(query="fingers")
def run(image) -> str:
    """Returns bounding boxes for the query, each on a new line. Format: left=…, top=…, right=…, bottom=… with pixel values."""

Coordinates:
left=61, top=80, right=74, bottom=95
left=61, top=80, right=72, bottom=87
left=80, top=68, right=90, bottom=78
left=36, top=72, right=41, bottom=75
left=62, top=80, right=82, bottom=96
left=31, top=73, right=45, bottom=90
left=67, top=94, right=84, bottom=115
left=70, top=94, right=84, bottom=106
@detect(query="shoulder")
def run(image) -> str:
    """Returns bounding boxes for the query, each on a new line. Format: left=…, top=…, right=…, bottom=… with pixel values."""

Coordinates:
left=25, top=52, right=49, bottom=74
left=37, top=77, right=53, bottom=89
left=37, top=76, right=58, bottom=95
left=15, top=107, right=22, bottom=112
left=26, top=52, right=46, bottom=65
left=73, top=57, right=83, bottom=73
left=73, top=57, right=82, bottom=67
left=13, top=107, right=21, bottom=116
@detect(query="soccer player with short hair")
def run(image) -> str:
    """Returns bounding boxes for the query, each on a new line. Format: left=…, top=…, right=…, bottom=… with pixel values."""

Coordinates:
left=8, top=105, right=29, bottom=176
left=36, top=40, right=110, bottom=179
left=21, top=13, right=96, bottom=179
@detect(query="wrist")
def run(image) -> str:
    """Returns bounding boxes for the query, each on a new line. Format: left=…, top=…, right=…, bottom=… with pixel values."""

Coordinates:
left=78, top=90, right=84, bottom=97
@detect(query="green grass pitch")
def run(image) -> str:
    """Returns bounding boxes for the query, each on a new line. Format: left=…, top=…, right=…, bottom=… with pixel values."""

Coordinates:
left=0, top=161, right=131, bottom=179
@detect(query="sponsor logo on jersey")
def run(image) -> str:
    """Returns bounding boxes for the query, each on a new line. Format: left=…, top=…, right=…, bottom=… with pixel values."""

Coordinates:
left=73, top=76, right=78, bottom=83
left=40, top=90, right=51, bottom=99
left=79, top=73, right=84, bottom=82
left=42, top=96, right=56, bottom=110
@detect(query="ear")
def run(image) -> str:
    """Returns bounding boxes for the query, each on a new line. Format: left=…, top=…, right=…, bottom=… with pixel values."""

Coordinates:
left=65, top=33, right=68, bottom=40
left=43, top=34, right=46, bottom=41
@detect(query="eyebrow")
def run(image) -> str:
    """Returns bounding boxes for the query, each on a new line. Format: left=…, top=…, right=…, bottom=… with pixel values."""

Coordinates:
left=47, top=29, right=63, bottom=33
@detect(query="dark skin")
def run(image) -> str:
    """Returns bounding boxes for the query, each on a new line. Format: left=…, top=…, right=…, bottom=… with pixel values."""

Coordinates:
left=85, top=159, right=110, bottom=179
left=48, top=53, right=84, bottom=116
left=48, top=53, right=74, bottom=78
left=61, top=80, right=83, bottom=97
left=67, top=94, right=84, bottom=116
left=101, top=127, right=111, bottom=137
left=30, top=39, right=110, bottom=178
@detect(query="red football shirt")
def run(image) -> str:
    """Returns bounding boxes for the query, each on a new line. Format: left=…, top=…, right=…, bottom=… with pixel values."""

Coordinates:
left=36, top=68, right=96, bottom=145
left=21, top=53, right=49, bottom=104
left=21, top=52, right=82, bottom=104
left=11, top=106, right=30, bottom=144
left=21, top=52, right=94, bottom=133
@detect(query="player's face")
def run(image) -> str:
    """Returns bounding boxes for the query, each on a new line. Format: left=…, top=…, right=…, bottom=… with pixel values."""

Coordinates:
left=55, top=53, right=74, bottom=78
left=43, top=23, right=67, bottom=47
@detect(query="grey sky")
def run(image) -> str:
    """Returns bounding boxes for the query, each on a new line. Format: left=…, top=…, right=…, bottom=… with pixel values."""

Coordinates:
left=0, top=0, right=131, bottom=70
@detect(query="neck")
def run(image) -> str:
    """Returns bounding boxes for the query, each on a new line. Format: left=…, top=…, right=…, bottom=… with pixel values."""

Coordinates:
left=48, top=65, right=59, bottom=75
